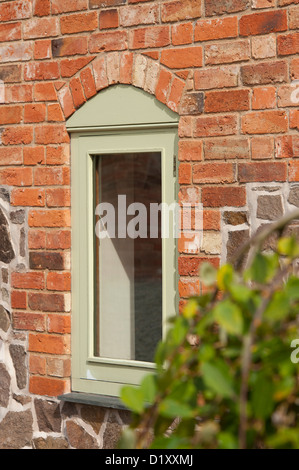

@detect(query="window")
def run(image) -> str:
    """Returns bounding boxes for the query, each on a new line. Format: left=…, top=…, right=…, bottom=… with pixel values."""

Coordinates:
left=67, top=85, right=179, bottom=397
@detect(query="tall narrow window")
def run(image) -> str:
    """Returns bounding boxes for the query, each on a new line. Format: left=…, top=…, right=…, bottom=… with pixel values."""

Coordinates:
left=68, top=85, right=179, bottom=397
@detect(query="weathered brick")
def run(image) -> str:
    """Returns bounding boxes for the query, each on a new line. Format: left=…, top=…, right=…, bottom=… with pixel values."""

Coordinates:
left=34, top=83, right=57, bottom=102
left=0, top=64, right=21, bottom=83
left=252, top=0, right=276, bottom=7
left=277, top=32, right=299, bottom=56
left=48, top=314, right=71, bottom=334
left=80, top=67, right=97, bottom=99
left=90, top=0, right=126, bottom=7
left=179, top=92, right=204, bottom=115
left=179, top=140, right=203, bottom=162
left=0, top=42, right=33, bottom=63
left=178, top=278, right=200, bottom=298
left=24, top=104, right=46, bottom=123
left=47, top=272, right=71, bottom=292
left=1, top=127, right=33, bottom=146
left=11, top=188, right=45, bottom=207
left=5, top=84, right=33, bottom=103
left=242, top=110, right=288, bottom=134
left=193, top=162, right=235, bottom=184
left=52, top=0, right=88, bottom=14
left=120, top=4, right=159, bottom=27
left=172, top=22, right=193, bottom=46
left=34, top=167, right=70, bottom=186
left=46, top=231, right=71, bottom=250
left=178, top=162, right=192, bottom=184
left=99, top=8, right=119, bottom=29
left=28, top=293, right=66, bottom=312
left=205, top=0, right=249, bottom=16
left=204, top=138, right=250, bottom=160
left=23, top=17, right=59, bottom=40
left=238, top=161, right=287, bottom=182
left=13, top=312, right=46, bottom=332
left=12, top=272, right=45, bottom=290
left=129, top=26, right=170, bottom=49
left=205, top=89, right=250, bottom=113
left=252, top=86, right=276, bottom=109
left=202, top=186, right=246, bottom=207
left=46, top=146, right=70, bottom=166
left=194, top=66, right=238, bottom=90
left=29, top=355, right=46, bottom=375
left=205, top=40, right=250, bottom=65
left=29, top=376, right=70, bottom=397
left=290, top=6, right=299, bottom=29
left=290, top=109, right=299, bottom=130
left=161, top=46, right=203, bottom=69
left=161, top=0, right=202, bottom=22
left=52, top=37, right=88, bottom=57
left=34, top=40, right=52, bottom=60
left=241, top=61, right=288, bottom=85
left=155, top=68, right=172, bottom=104
left=90, top=30, right=127, bottom=52
left=46, top=188, right=71, bottom=208
left=28, top=230, right=46, bottom=250
left=48, top=103, right=64, bottom=122
left=29, top=252, right=64, bottom=271
left=60, top=12, right=98, bottom=35
left=34, top=0, right=51, bottom=16
left=195, top=17, right=238, bottom=42
left=194, top=115, right=238, bottom=137
left=69, top=77, right=86, bottom=109
left=11, top=290, right=26, bottom=309
left=0, top=0, right=32, bottom=22
left=23, top=146, right=45, bottom=166
left=178, top=256, right=219, bottom=277
left=57, top=87, right=75, bottom=119
left=92, top=55, right=109, bottom=91
left=60, top=57, right=94, bottom=78
left=0, top=22, right=21, bottom=43
left=251, top=136, right=274, bottom=160
left=0, top=147, right=22, bottom=166
left=29, top=333, right=70, bottom=354
left=119, top=52, right=133, bottom=85
left=24, top=62, right=60, bottom=81
left=289, top=160, right=299, bottom=181
left=0, top=105, right=22, bottom=124
left=240, top=10, right=287, bottom=37
left=35, top=125, right=70, bottom=145
left=252, top=35, right=276, bottom=59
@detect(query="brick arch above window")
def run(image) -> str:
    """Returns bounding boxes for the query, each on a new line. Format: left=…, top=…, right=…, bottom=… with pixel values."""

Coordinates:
left=56, top=52, right=187, bottom=121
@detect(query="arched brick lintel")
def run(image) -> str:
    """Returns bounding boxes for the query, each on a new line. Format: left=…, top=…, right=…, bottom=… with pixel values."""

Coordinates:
left=57, top=52, right=187, bottom=120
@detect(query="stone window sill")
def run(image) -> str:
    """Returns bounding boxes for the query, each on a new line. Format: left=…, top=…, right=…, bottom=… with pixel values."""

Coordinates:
left=58, top=392, right=128, bottom=410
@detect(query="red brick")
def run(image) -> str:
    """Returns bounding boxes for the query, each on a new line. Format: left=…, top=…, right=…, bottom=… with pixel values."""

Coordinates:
left=179, top=140, right=203, bottom=162
left=178, top=116, right=193, bottom=138
left=47, top=272, right=71, bottom=292
left=29, top=333, right=70, bottom=354
left=34, top=0, right=51, bottom=16
left=28, top=230, right=46, bottom=250
left=275, top=135, right=294, bottom=159
left=251, top=136, right=274, bottom=160
left=11, top=188, right=45, bottom=207
left=99, top=9, right=119, bottom=29
left=24, top=103, right=46, bottom=123
left=11, top=290, right=26, bottom=309
left=48, top=103, right=64, bottom=122
left=178, top=163, right=192, bottom=184
left=178, top=256, right=220, bottom=276
left=35, top=125, right=70, bottom=145
left=193, top=162, right=235, bottom=184
left=161, top=0, right=202, bottom=22
left=23, top=17, right=59, bottom=39
left=290, top=6, right=299, bottom=29
left=205, top=0, right=249, bottom=16
left=205, top=89, right=250, bottom=113
left=24, top=62, right=60, bottom=81
left=291, top=58, right=299, bottom=79
left=194, top=115, right=237, bottom=138
left=161, top=46, right=202, bottom=69
left=89, top=30, right=127, bottom=52
left=240, top=10, right=287, bottom=36
left=242, top=110, right=288, bottom=134
left=34, top=167, right=70, bottom=186
left=60, top=57, right=94, bottom=78
left=34, top=40, right=52, bottom=60
left=129, top=26, right=170, bottom=49
left=0, top=42, right=33, bottom=63
left=29, top=355, right=46, bottom=375
left=238, top=161, right=287, bottom=182
left=202, top=186, right=246, bottom=207
left=46, top=188, right=71, bottom=207
left=252, top=86, right=276, bottom=110
left=52, top=0, right=88, bottom=14
left=277, top=32, right=299, bottom=56
left=172, top=22, right=193, bottom=46
left=13, top=312, right=46, bottom=332
left=0, top=64, right=21, bottom=83
left=34, top=83, right=57, bottom=101
left=58, top=86, right=75, bottom=119
left=0, top=1, right=32, bottom=22
left=289, top=161, right=299, bottom=181
left=168, top=77, right=185, bottom=112
left=0, top=22, right=21, bottom=42
left=80, top=67, right=97, bottom=99
left=0, top=147, right=22, bottom=166
left=52, top=37, right=88, bottom=57
left=0, top=105, right=22, bottom=124
left=47, top=357, right=71, bottom=378
left=29, top=252, right=64, bottom=271
left=92, top=55, right=109, bottom=91
left=1, top=127, right=33, bottom=146
left=204, top=138, right=250, bottom=160
left=194, top=66, right=238, bottom=91
left=195, top=17, right=238, bottom=42
left=203, top=211, right=221, bottom=231
left=5, top=84, right=33, bottom=103
left=119, top=52, right=133, bottom=85
left=28, top=293, right=66, bottom=312
left=178, top=278, right=200, bottom=298
left=60, top=12, right=98, bottom=34
left=205, top=40, right=250, bottom=65
left=252, top=0, right=275, bottom=7
left=278, top=0, right=299, bottom=5
left=12, top=272, right=45, bottom=290
left=29, top=376, right=70, bottom=397
left=155, top=68, right=172, bottom=105
left=69, top=77, right=86, bottom=109
left=29, top=209, right=71, bottom=228
left=290, top=109, right=299, bottom=130
left=23, top=147, right=45, bottom=166
left=48, top=314, right=71, bottom=335
left=46, top=146, right=69, bottom=165
left=46, top=230, right=71, bottom=250
left=241, top=61, right=288, bottom=85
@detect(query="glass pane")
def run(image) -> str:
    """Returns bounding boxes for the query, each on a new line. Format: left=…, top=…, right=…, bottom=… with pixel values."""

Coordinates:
left=94, top=152, right=162, bottom=363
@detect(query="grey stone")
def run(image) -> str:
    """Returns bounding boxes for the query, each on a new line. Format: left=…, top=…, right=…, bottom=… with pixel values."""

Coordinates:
left=20, top=227, right=26, bottom=257
left=223, top=211, right=248, bottom=226
left=252, top=186, right=280, bottom=192
left=81, top=404, right=106, bottom=434
left=0, top=188, right=10, bottom=202
left=0, top=410, right=33, bottom=449
left=13, top=394, right=31, bottom=406
left=9, top=344, right=27, bottom=390
left=1, top=268, right=8, bottom=284
left=0, top=363, right=10, bottom=407
left=66, top=420, right=99, bottom=449
left=1, top=288, right=9, bottom=303
left=103, top=421, right=123, bottom=450
left=10, top=209, right=25, bottom=225
left=288, top=186, right=299, bottom=208
left=0, top=209, right=15, bottom=264
left=257, top=195, right=284, bottom=221
left=35, top=398, right=62, bottom=433
left=33, top=436, right=69, bottom=449
left=0, top=305, right=10, bottom=332
left=226, top=229, right=250, bottom=264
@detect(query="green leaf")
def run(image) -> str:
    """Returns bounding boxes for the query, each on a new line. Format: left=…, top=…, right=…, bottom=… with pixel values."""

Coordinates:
left=248, top=252, right=277, bottom=284
left=199, top=262, right=217, bottom=286
left=159, top=398, right=194, bottom=419
left=229, top=283, right=253, bottom=304
left=277, top=236, right=299, bottom=258
left=170, top=315, right=189, bottom=345
left=264, top=291, right=290, bottom=322
left=182, top=298, right=198, bottom=319
left=120, top=386, right=145, bottom=414
left=117, top=428, right=136, bottom=449
left=201, top=362, right=234, bottom=399
left=217, top=264, right=234, bottom=291
left=140, top=374, right=157, bottom=405
left=251, top=374, right=274, bottom=419
left=214, top=299, right=244, bottom=335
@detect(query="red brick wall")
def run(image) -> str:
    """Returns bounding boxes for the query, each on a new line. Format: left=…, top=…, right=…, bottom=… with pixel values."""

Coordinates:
left=0, top=0, right=298, bottom=398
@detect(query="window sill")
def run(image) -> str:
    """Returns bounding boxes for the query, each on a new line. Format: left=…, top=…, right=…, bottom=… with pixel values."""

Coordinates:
left=58, top=392, right=128, bottom=410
